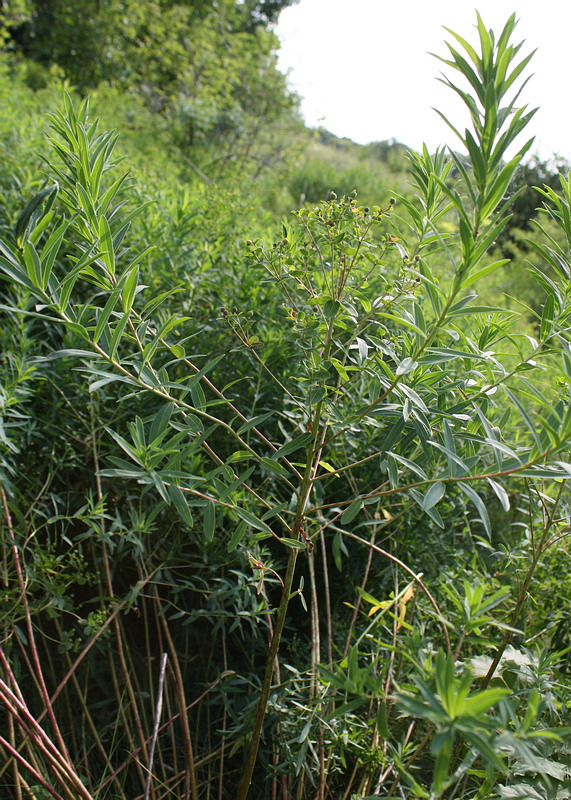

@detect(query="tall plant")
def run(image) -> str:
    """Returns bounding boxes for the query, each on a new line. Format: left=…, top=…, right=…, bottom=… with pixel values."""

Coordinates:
left=1, top=11, right=571, bottom=800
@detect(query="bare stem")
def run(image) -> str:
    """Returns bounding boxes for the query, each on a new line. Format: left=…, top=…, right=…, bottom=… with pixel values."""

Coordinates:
left=144, top=653, right=168, bottom=800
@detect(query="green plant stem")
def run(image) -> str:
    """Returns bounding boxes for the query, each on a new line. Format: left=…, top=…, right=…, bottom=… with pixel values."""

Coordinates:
left=52, top=620, right=128, bottom=800
left=100, top=671, right=230, bottom=792
left=0, top=735, right=65, bottom=800
left=308, top=545, right=320, bottom=700
left=91, top=425, right=151, bottom=793
left=236, top=321, right=335, bottom=799
left=0, top=682, right=85, bottom=800
left=7, top=715, right=22, bottom=800
left=480, top=488, right=562, bottom=689
left=1, top=491, right=96, bottom=800
left=235, top=542, right=301, bottom=800
left=319, top=530, right=333, bottom=667
left=343, top=529, right=376, bottom=658
left=312, top=444, right=558, bottom=513
left=154, top=589, right=198, bottom=800
left=341, top=530, right=451, bottom=651
left=1, top=490, right=70, bottom=760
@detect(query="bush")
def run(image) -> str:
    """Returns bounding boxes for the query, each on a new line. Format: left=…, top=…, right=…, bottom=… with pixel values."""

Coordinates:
left=2, top=13, right=571, bottom=800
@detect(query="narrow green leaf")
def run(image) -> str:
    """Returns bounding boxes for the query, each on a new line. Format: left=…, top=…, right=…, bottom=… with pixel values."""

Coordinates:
left=341, top=498, right=363, bottom=524
left=237, top=411, right=274, bottom=435
left=260, top=457, right=289, bottom=478
left=280, top=537, right=307, bottom=550
left=149, top=402, right=174, bottom=443
left=15, top=183, right=58, bottom=243
left=0, top=254, right=35, bottom=291
left=99, top=216, right=115, bottom=275
left=423, top=482, right=445, bottom=510
left=109, top=311, right=130, bottom=360
left=486, top=478, right=510, bottom=512
left=98, top=171, right=130, bottom=215
left=23, top=241, right=42, bottom=288
left=271, top=433, right=313, bottom=460
left=459, top=483, right=491, bottom=537
left=168, top=484, right=193, bottom=527
left=227, top=521, right=247, bottom=552
left=94, top=286, right=122, bottom=345
left=540, top=294, right=556, bottom=340
left=389, top=452, right=428, bottom=480
left=235, top=507, right=272, bottom=534
left=204, top=502, right=216, bottom=541
left=122, top=264, right=138, bottom=313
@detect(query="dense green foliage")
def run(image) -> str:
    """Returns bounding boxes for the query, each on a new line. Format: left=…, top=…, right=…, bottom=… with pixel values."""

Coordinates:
left=1, top=6, right=571, bottom=800
left=3, top=0, right=301, bottom=186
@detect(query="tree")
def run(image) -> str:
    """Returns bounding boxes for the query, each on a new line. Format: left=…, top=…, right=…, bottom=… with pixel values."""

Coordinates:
left=4, top=0, right=300, bottom=177
left=4, top=0, right=298, bottom=88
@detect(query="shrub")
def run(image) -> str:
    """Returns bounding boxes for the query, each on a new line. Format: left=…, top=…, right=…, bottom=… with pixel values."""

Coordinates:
left=1, top=13, right=571, bottom=800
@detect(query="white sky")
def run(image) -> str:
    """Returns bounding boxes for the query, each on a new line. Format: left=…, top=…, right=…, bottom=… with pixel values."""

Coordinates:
left=276, top=1, right=571, bottom=160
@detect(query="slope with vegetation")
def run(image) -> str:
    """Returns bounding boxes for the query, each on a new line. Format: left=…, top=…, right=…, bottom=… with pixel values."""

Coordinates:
left=1, top=5, right=571, bottom=800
